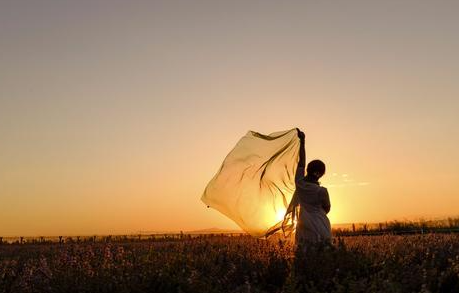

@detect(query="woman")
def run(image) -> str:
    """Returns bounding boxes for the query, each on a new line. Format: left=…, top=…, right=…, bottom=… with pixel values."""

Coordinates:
left=284, top=129, right=332, bottom=245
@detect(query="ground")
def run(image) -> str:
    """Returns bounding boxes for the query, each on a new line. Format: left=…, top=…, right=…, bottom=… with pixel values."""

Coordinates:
left=1, top=234, right=459, bottom=293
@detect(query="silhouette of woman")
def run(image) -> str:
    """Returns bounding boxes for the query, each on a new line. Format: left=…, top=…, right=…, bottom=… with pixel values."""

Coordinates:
left=285, top=129, right=332, bottom=245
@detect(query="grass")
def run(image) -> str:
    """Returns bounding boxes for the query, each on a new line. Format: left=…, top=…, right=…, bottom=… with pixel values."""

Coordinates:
left=1, top=234, right=459, bottom=293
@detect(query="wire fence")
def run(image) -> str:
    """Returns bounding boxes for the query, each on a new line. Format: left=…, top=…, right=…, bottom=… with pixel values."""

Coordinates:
left=0, top=233, right=249, bottom=244
left=2, top=228, right=459, bottom=244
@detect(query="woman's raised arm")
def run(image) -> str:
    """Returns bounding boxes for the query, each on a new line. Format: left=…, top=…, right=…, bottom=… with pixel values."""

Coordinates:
left=295, top=128, right=306, bottom=184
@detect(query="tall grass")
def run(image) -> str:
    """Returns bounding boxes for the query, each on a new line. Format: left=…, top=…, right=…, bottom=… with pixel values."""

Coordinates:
left=1, top=234, right=459, bottom=293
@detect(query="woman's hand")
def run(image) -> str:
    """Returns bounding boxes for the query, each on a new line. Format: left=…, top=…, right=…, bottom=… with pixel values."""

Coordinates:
left=296, top=128, right=306, bottom=168
left=296, top=128, right=305, bottom=140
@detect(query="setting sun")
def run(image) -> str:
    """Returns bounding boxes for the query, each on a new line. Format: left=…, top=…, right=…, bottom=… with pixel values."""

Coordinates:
left=276, top=208, right=287, bottom=222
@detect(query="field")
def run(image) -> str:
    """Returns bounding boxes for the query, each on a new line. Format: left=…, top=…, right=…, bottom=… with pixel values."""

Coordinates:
left=1, top=234, right=459, bottom=293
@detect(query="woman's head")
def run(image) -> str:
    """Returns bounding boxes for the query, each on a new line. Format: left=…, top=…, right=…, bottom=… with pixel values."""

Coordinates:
left=307, top=160, right=326, bottom=179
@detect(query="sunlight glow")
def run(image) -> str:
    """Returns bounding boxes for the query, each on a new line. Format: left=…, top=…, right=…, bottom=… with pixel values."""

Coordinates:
left=276, top=208, right=287, bottom=222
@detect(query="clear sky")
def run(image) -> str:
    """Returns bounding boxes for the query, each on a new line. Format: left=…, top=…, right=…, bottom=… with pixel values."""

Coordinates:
left=1, top=0, right=458, bottom=236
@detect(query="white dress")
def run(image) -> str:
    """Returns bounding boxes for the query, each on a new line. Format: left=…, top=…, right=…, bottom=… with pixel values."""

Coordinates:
left=290, top=167, right=332, bottom=244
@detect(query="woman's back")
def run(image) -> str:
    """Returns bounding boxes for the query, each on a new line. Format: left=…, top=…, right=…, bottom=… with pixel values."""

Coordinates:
left=296, top=180, right=329, bottom=211
left=294, top=178, right=332, bottom=243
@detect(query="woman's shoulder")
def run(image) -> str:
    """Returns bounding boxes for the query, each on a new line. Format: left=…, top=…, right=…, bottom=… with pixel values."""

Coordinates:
left=302, top=182, right=325, bottom=193
left=318, top=186, right=328, bottom=195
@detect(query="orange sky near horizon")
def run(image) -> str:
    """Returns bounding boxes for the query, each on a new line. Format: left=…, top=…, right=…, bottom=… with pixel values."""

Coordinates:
left=1, top=0, right=459, bottom=236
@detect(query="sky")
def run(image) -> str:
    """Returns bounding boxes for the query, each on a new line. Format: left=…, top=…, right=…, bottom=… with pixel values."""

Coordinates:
left=1, top=0, right=458, bottom=236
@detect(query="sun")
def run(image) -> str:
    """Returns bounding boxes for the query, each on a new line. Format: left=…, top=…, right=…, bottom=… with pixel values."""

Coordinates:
left=275, top=208, right=287, bottom=222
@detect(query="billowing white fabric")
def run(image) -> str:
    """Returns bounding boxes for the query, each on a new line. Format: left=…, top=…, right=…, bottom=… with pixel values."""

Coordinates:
left=201, top=129, right=300, bottom=237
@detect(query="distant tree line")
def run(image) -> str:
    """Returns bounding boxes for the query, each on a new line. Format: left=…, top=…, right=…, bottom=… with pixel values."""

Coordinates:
left=333, top=217, right=459, bottom=236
